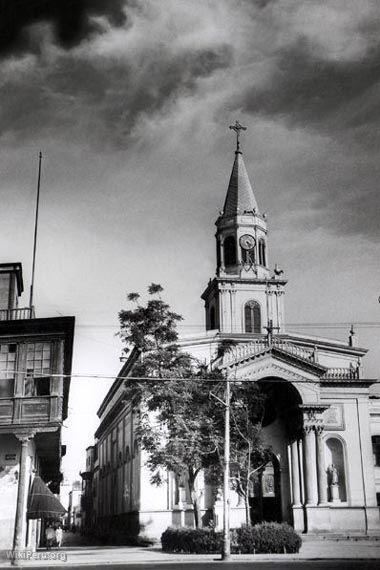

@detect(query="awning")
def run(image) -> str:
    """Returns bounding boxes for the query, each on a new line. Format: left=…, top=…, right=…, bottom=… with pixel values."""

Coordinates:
left=27, top=475, right=66, bottom=519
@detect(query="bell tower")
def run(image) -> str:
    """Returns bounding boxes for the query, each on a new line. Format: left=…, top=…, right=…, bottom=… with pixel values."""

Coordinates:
left=202, top=122, right=287, bottom=334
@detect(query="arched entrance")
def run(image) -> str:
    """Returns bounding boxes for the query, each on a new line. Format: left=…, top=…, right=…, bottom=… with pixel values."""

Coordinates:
left=252, top=377, right=303, bottom=524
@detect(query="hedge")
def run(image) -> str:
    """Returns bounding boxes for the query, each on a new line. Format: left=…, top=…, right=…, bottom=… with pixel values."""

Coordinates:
left=161, top=523, right=302, bottom=554
left=234, top=522, right=302, bottom=554
left=161, top=527, right=222, bottom=553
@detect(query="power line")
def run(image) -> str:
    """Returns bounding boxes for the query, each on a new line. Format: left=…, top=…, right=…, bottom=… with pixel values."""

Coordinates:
left=2, top=370, right=375, bottom=385
left=74, top=322, right=380, bottom=329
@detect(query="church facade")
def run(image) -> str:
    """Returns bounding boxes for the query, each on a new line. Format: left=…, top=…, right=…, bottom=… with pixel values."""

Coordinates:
left=91, top=130, right=380, bottom=540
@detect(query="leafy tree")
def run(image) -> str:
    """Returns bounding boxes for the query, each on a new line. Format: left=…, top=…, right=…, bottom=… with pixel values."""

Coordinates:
left=118, top=284, right=270, bottom=528
left=119, top=284, right=223, bottom=527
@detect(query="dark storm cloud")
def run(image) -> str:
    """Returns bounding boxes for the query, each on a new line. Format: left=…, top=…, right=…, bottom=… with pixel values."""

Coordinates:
left=0, top=0, right=128, bottom=55
left=0, top=43, right=233, bottom=144
left=238, top=39, right=380, bottom=132
left=233, top=25, right=380, bottom=241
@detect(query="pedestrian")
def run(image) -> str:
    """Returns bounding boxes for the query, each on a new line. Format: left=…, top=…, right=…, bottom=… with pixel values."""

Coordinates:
left=55, top=525, right=63, bottom=548
left=45, top=524, right=55, bottom=550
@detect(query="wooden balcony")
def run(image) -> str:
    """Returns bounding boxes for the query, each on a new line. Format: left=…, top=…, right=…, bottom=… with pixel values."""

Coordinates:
left=0, top=394, right=63, bottom=428
left=0, top=307, right=35, bottom=321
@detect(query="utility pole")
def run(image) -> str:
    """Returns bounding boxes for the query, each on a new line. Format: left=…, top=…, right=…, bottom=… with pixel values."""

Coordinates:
left=209, top=373, right=232, bottom=560
left=222, top=374, right=231, bottom=560
left=29, top=151, right=42, bottom=314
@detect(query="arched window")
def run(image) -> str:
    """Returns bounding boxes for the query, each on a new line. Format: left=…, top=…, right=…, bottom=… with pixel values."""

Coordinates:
left=258, top=239, right=266, bottom=266
left=224, top=236, right=236, bottom=266
left=216, top=240, right=221, bottom=267
left=125, top=445, right=131, bottom=463
left=209, top=306, right=216, bottom=330
left=325, top=437, right=347, bottom=502
left=244, top=301, right=261, bottom=333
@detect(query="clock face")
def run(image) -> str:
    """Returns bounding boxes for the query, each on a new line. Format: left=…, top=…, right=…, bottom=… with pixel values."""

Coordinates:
left=239, top=234, right=256, bottom=251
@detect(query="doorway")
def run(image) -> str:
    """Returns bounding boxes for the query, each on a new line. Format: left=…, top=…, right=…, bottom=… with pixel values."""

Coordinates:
left=249, top=456, right=282, bottom=524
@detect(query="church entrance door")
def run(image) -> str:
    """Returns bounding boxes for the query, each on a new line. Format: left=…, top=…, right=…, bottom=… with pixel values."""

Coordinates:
left=249, top=457, right=282, bottom=524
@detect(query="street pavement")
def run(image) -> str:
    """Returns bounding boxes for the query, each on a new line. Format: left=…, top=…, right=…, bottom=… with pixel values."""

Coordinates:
left=0, top=537, right=379, bottom=568
left=1, top=560, right=380, bottom=570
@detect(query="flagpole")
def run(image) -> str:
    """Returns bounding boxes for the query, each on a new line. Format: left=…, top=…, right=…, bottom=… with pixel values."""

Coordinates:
left=29, top=151, right=42, bottom=314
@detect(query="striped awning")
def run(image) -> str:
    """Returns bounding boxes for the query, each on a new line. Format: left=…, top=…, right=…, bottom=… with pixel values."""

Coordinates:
left=27, top=475, right=66, bottom=519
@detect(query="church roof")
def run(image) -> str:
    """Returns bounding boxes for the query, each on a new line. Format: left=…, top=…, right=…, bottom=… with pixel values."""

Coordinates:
left=222, top=151, right=259, bottom=217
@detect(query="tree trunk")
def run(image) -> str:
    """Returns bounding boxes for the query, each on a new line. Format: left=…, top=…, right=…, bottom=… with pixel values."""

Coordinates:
left=245, top=492, right=250, bottom=525
left=193, top=498, right=199, bottom=528
left=188, top=468, right=202, bottom=529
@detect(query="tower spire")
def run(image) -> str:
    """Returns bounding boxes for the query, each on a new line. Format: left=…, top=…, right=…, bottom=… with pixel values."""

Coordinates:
left=229, top=120, right=247, bottom=153
left=223, top=122, right=258, bottom=217
left=201, top=123, right=287, bottom=335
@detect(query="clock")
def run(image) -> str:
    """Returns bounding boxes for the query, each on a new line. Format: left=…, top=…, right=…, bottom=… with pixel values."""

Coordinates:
left=239, top=234, right=256, bottom=251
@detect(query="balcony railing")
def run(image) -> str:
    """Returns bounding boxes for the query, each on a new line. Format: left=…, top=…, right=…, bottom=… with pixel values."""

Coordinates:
left=0, top=307, right=35, bottom=321
left=0, top=394, right=63, bottom=425
left=322, top=367, right=360, bottom=380
left=221, top=337, right=315, bottom=366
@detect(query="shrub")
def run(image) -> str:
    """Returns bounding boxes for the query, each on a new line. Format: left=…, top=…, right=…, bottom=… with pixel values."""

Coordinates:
left=161, top=527, right=222, bottom=553
left=235, top=522, right=302, bottom=554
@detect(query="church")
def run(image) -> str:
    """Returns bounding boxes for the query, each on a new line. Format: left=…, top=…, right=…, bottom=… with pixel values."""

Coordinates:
left=91, top=124, right=380, bottom=540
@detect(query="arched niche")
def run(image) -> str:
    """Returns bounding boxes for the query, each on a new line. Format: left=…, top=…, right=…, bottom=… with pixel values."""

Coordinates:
left=325, top=436, right=347, bottom=502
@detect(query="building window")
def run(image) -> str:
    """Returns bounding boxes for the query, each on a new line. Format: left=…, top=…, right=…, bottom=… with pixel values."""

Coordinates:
left=125, top=445, right=131, bottom=462
left=210, top=306, right=216, bottom=330
left=372, top=436, right=380, bottom=467
left=0, top=344, right=16, bottom=397
left=258, top=239, right=266, bottom=266
left=25, top=342, right=51, bottom=396
left=224, top=236, right=236, bottom=266
left=244, top=301, right=261, bottom=333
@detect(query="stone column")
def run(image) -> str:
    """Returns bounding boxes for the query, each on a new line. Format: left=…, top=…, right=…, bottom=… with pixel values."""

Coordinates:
left=230, top=288, right=237, bottom=333
left=13, top=434, right=33, bottom=558
left=302, top=426, right=318, bottom=505
left=290, top=439, right=301, bottom=506
left=315, top=426, right=328, bottom=505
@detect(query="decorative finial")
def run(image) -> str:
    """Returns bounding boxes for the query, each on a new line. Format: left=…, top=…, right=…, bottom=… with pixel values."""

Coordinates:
left=229, top=120, right=247, bottom=152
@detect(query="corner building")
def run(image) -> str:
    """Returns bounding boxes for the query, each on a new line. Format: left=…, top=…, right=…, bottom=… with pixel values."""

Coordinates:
left=94, top=139, right=380, bottom=540
left=0, top=263, right=75, bottom=551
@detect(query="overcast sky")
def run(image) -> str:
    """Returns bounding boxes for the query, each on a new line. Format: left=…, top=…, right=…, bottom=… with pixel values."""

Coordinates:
left=1, top=0, right=380, bottom=481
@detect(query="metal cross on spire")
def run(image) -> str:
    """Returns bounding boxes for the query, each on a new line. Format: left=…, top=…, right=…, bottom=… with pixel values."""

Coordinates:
left=229, top=120, right=247, bottom=151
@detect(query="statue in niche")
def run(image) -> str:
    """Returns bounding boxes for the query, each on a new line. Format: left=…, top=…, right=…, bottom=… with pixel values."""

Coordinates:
left=327, top=464, right=339, bottom=485
left=327, top=464, right=340, bottom=502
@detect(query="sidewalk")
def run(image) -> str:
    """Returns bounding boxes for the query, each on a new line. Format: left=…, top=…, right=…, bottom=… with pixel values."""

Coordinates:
left=1, top=539, right=380, bottom=566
